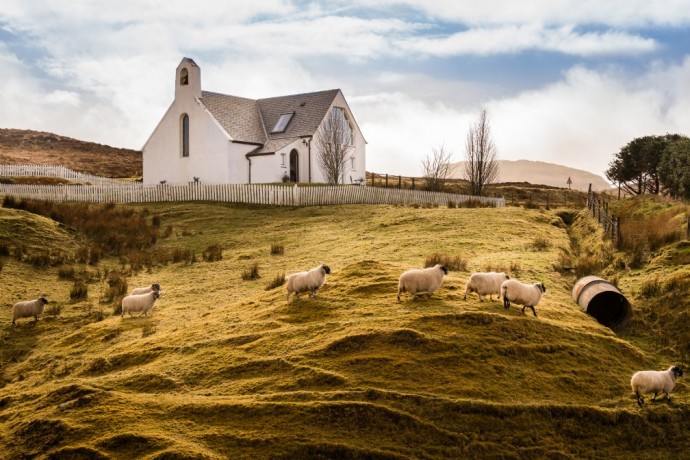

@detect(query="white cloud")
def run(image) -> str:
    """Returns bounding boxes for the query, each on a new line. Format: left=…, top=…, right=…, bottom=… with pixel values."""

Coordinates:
left=350, top=0, right=690, bottom=27
left=487, top=60, right=690, bottom=177
left=401, top=24, right=656, bottom=57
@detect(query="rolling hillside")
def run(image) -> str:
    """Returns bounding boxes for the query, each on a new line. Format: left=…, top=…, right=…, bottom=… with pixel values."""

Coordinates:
left=451, top=159, right=612, bottom=191
left=1, top=201, right=688, bottom=459
left=0, top=129, right=142, bottom=178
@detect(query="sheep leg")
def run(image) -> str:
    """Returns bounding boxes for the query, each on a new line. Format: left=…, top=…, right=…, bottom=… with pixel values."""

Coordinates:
left=503, top=297, right=510, bottom=309
left=528, top=306, right=537, bottom=317
left=478, top=294, right=484, bottom=302
left=651, top=392, right=658, bottom=401
left=34, top=314, right=39, bottom=321
left=664, top=392, right=671, bottom=401
left=636, top=392, right=644, bottom=406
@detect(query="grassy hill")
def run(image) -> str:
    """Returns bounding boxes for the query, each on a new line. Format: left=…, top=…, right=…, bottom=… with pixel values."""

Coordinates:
left=450, top=159, right=612, bottom=191
left=1, top=200, right=688, bottom=459
left=0, top=129, right=142, bottom=178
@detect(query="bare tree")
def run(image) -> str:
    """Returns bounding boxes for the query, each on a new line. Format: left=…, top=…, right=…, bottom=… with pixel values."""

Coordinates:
left=464, top=109, right=499, bottom=196
left=422, top=144, right=454, bottom=192
left=315, top=107, right=354, bottom=184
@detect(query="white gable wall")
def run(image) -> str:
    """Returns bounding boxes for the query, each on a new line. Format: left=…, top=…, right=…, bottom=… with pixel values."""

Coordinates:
left=310, top=91, right=367, bottom=184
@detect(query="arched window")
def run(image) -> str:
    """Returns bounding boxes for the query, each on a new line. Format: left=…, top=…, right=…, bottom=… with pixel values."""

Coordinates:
left=180, top=68, right=189, bottom=85
left=289, top=149, right=299, bottom=182
left=181, top=114, right=189, bottom=157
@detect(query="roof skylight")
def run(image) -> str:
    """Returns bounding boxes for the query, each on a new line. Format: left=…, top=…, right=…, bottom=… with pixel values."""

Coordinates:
left=271, top=112, right=294, bottom=133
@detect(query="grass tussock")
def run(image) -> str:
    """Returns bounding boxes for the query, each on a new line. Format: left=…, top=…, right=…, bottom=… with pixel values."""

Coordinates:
left=530, top=237, right=552, bottom=251
left=70, top=280, right=88, bottom=301
left=424, top=253, right=468, bottom=271
left=270, top=243, right=285, bottom=255
left=265, top=273, right=286, bottom=290
left=202, top=244, right=223, bottom=262
left=241, top=263, right=260, bottom=280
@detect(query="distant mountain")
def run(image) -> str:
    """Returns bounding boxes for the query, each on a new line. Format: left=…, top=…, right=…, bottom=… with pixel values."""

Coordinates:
left=450, top=159, right=611, bottom=191
left=0, top=128, right=142, bottom=178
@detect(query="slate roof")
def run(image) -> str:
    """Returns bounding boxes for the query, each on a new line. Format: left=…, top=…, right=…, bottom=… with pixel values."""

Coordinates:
left=198, top=89, right=340, bottom=154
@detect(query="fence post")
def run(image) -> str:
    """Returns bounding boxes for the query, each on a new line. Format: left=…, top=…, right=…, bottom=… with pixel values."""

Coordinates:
left=385, top=174, right=388, bottom=188
left=398, top=175, right=401, bottom=189
left=411, top=177, right=415, bottom=190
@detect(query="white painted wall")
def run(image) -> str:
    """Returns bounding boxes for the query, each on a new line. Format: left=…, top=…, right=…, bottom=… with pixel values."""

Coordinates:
left=144, top=60, right=367, bottom=185
left=310, top=92, right=367, bottom=184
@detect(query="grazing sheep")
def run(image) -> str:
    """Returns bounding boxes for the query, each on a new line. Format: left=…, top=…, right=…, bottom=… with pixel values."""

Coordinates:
left=501, top=280, right=546, bottom=317
left=131, top=283, right=161, bottom=295
left=121, top=291, right=160, bottom=317
left=12, top=296, right=49, bottom=325
left=463, top=272, right=510, bottom=301
left=286, top=264, right=331, bottom=301
left=631, top=366, right=684, bottom=406
left=397, top=264, right=448, bottom=301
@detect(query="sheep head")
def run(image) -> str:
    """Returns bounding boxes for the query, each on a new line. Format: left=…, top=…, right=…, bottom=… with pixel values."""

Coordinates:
left=672, top=366, right=684, bottom=378
left=322, top=264, right=331, bottom=275
left=439, top=265, right=448, bottom=275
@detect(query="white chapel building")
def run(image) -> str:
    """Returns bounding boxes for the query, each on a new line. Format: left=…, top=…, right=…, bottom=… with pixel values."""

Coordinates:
left=142, top=58, right=366, bottom=185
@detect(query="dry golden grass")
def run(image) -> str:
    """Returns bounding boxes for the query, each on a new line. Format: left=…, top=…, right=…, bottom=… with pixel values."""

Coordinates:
left=0, top=202, right=688, bottom=459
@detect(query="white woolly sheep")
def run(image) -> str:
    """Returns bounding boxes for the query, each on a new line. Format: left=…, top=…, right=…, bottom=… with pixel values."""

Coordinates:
left=121, top=290, right=160, bottom=317
left=131, top=283, right=161, bottom=295
left=463, top=272, right=510, bottom=302
left=286, top=264, right=331, bottom=301
left=12, top=296, right=49, bottom=325
left=397, top=264, right=448, bottom=301
left=631, top=365, right=684, bottom=406
left=501, top=279, right=546, bottom=317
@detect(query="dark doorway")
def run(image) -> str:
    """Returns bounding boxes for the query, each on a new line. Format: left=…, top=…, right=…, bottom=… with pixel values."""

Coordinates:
left=289, top=149, right=299, bottom=182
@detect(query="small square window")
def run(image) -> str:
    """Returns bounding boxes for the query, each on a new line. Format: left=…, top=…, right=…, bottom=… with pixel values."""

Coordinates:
left=271, top=112, right=294, bottom=133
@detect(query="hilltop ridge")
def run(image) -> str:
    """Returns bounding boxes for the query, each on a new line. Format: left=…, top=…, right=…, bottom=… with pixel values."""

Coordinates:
left=0, top=128, right=142, bottom=178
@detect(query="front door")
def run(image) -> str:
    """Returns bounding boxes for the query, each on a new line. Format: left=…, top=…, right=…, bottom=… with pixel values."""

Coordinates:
left=289, top=149, right=299, bottom=182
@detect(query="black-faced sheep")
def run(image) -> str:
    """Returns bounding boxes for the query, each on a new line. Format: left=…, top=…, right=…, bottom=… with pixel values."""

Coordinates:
left=463, top=272, right=509, bottom=301
left=631, top=365, right=684, bottom=406
left=12, top=296, right=49, bottom=325
left=131, top=283, right=161, bottom=295
left=397, top=264, right=448, bottom=301
left=501, top=280, right=546, bottom=317
left=286, top=264, right=331, bottom=301
left=121, top=291, right=160, bottom=317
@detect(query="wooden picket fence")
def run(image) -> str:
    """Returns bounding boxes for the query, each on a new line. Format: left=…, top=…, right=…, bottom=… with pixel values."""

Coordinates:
left=0, top=182, right=505, bottom=207
left=0, top=164, right=122, bottom=186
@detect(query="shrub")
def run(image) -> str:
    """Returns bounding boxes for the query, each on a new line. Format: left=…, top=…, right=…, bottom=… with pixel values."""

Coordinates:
left=509, top=261, right=522, bottom=277
left=102, top=270, right=128, bottom=303
left=270, top=244, right=285, bottom=255
left=266, top=273, right=286, bottom=290
left=203, top=244, right=223, bottom=262
left=530, top=237, right=552, bottom=251
left=46, top=302, right=62, bottom=317
left=447, top=200, right=457, bottom=208
left=172, top=247, right=195, bottom=264
left=424, top=253, right=468, bottom=271
left=0, top=241, right=10, bottom=256
left=70, top=280, right=88, bottom=301
left=640, top=277, right=662, bottom=298
left=242, top=263, right=260, bottom=280
left=58, top=266, right=77, bottom=280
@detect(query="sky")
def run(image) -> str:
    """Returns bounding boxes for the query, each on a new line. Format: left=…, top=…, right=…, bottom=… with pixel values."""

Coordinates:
left=1, top=1, right=689, bottom=181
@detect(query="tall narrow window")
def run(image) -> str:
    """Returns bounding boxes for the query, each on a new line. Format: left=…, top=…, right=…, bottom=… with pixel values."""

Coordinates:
left=181, top=114, right=190, bottom=157
left=180, top=68, right=189, bottom=85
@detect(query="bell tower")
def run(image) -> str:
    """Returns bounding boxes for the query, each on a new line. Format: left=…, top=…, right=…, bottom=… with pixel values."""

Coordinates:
left=175, top=57, right=201, bottom=100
